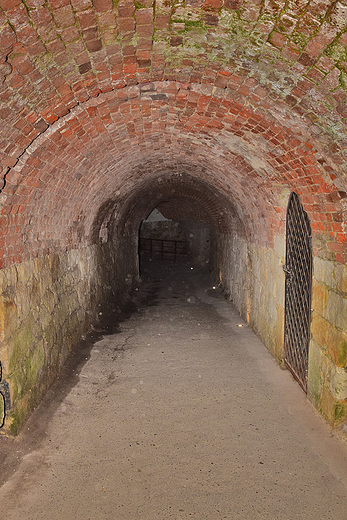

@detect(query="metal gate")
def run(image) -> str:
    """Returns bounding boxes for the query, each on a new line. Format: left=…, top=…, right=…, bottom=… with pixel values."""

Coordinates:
left=283, top=192, right=312, bottom=392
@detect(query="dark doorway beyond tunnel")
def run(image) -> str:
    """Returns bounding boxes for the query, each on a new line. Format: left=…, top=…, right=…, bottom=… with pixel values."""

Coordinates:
left=138, top=208, right=212, bottom=276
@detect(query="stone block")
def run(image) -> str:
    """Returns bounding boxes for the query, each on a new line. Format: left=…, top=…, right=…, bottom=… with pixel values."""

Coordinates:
left=325, top=358, right=347, bottom=402
left=327, top=326, right=347, bottom=368
left=0, top=300, right=17, bottom=342
left=311, top=280, right=329, bottom=316
left=334, top=399, right=347, bottom=425
left=320, top=386, right=336, bottom=425
left=311, top=311, right=330, bottom=350
left=326, top=290, right=347, bottom=331
left=273, top=303, right=284, bottom=360
left=29, top=340, right=45, bottom=383
left=307, top=339, right=324, bottom=407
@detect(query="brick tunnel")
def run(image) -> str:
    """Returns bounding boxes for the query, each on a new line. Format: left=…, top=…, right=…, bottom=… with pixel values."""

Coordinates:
left=0, top=0, right=347, bottom=435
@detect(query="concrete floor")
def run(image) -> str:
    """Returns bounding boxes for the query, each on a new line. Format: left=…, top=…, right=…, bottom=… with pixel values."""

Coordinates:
left=1, top=260, right=347, bottom=519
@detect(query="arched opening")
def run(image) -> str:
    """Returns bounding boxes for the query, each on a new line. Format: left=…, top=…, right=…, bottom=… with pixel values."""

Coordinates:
left=138, top=208, right=200, bottom=268
left=100, top=172, right=247, bottom=296
left=0, top=67, right=345, bottom=432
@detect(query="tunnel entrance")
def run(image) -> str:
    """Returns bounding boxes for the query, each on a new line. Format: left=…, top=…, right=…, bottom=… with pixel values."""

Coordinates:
left=138, top=209, right=191, bottom=267
left=283, top=192, right=313, bottom=393
left=138, top=206, right=212, bottom=278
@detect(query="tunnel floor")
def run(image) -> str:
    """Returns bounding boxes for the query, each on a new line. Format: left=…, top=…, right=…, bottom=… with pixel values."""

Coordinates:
left=1, top=260, right=347, bottom=519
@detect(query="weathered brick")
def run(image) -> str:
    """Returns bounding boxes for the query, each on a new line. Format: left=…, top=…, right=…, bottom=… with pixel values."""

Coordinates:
left=136, top=9, right=153, bottom=25
left=0, top=0, right=21, bottom=9
left=118, top=17, right=135, bottom=33
left=49, top=0, right=70, bottom=8
left=137, top=25, right=154, bottom=38
left=7, top=3, right=30, bottom=27
left=60, top=25, right=80, bottom=42
left=86, top=39, right=102, bottom=53
left=268, top=31, right=287, bottom=48
left=71, top=0, right=92, bottom=9
left=118, top=2, right=135, bottom=18
left=53, top=5, right=76, bottom=28
left=154, top=14, right=170, bottom=30
left=0, top=24, right=17, bottom=51
left=29, top=6, right=53, bottom=26
left=77, top=10, right=97, bottom=29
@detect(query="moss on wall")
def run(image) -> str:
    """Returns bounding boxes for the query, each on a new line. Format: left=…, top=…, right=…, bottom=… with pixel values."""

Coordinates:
left=218, top=233, right=286, bottom=363
left=0, top=239, right=138, bottom=435
left=308, top=258, right=347, bottom=425
left=218, top=233, right=347, bottom=426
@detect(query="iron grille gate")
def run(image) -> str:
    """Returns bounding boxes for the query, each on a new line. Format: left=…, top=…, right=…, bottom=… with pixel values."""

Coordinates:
left=283, top=192, right=312, bottom=392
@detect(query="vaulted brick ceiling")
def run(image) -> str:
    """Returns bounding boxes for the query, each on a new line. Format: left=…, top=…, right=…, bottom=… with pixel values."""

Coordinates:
left=0, top=0, right=346, bottom=268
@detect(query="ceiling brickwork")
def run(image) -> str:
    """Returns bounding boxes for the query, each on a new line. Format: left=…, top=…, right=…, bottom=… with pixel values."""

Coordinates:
left=0, top=0, right=346, bottom=267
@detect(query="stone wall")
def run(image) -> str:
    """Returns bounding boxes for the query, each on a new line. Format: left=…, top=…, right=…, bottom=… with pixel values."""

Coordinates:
left=1, top=225, right=347, bottom=432
left=308, top=258, right=347, bottom=425
left=0, top=238, right=138, bottom=434
left=218, top=231, right=347, bottom=426
left=218, top=233, right=285, bottom=362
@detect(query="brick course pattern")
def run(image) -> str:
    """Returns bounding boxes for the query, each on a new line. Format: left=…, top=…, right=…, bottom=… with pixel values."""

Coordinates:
left=0, top=0, right=345, bottom=268
left=0, top=0, right=346, bottom=431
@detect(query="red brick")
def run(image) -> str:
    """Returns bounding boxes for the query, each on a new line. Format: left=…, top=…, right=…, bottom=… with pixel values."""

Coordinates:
left=203, top=0, right=223, bottom=8
left=46, top=38, right=66, bottom=55
left=118, top=2, right=135, bottom=17
left=137, top=25, right=154, bottom=37
left=77, top=10, right=97, bottom=29
left=136, top=9, right=153, bottom=25
left=305, top=67, right=325, bottom=83
left=203, top=12, right=219, bottom=26
left=306, top=27, right=336, bottom=56
left=224, top=0, right=242, bottom=8
left=70, top=0, right=92, bottom=8
left=154, top=14, right=170, bottom=30
left=54, top=52, right=71, bottom=66
left=0, top=0, right=20, bottom=9
left=16, top=25, right=39, bottom=46
left=29, top=6, right=53, bottom=26
left=10, top=52, right=35, bottom=75
left=86, top=39, right=103, bottom=53
left=7, top=4, right=30, bottom=27
left=83, top=27, right=98, bottom=41
left=94, top=0, right=112, bottom=13
left=328, top=242, right=344, bottom=253
left=49, top=0, right=70, bottom=8
left=118, top=18, right=135, bottom=34
left=53, top=6, right=76, bottom=28
left=0, top=24, right=17, bottom=51
left=268, top=31, right=287, bottom=48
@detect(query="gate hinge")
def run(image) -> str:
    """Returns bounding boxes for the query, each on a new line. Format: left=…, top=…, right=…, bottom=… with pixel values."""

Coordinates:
left=283, top=265, right=293, bottom=277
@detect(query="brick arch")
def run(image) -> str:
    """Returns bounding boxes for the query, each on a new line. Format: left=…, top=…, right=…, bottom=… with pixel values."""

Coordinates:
left=0, top=0, right=346, bottom=166
left=105, top=171, right=247, bottom=241
left=0, top=1, right=347, bottom=432
left=1, top=81, right=346, bottom=268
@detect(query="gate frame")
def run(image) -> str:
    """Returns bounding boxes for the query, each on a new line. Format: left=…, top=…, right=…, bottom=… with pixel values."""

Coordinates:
left=283, top=191, right=313, bottom=393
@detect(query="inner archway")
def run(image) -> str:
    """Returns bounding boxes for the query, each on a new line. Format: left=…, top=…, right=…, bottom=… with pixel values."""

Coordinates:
left=0, top=72, right=346, bottom=432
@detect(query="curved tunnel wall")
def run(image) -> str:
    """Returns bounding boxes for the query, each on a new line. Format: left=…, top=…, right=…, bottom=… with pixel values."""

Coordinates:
left=0, top=1, right=347, bottom=431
